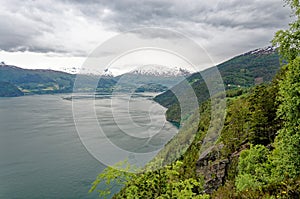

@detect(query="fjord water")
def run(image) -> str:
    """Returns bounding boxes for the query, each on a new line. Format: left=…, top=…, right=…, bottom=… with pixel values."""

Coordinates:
left=0, top=93, right=177, bottom=199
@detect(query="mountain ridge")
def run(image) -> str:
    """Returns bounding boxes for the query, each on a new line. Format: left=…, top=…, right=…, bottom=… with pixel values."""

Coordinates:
left=126, top=65, right=192, bottom=77
left=154, top=46, right=281, bottom=124
left=0, top=46, right=280, bottom=98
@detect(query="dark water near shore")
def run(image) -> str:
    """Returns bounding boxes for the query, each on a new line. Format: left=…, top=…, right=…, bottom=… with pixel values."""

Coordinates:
left=0, top=93, right=177, bottom=199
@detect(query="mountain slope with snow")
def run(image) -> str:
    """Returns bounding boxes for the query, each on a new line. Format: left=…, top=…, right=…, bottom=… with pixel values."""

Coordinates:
left=115, top=65, right=193, bottom=88
left=154, top=46, right=281, bottom=123
left=128, top=65, right=192, bottom=77
left=244, top=46, right=276, bottom=56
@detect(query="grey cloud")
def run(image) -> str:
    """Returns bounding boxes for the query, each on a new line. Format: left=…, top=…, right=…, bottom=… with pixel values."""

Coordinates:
left=206, top=1, right=290, bottom=29
left=94, top=0, right=290, bottom=31
left=0, top=0, right=292, bottom=57
left=0, top=13, right=41, bottom=52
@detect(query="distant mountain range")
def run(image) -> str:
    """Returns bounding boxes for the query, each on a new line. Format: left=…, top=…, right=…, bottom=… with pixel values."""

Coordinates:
left=0, top=64, right=189, bottom=96
left=0, top=46, right=281, bottom=98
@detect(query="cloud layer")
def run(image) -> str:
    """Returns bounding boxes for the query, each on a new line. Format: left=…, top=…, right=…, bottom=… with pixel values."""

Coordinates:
left=0, top=0, right=292, bottom=62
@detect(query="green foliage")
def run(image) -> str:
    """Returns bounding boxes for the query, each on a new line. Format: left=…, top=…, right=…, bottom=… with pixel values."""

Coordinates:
left=247, top=84, right=281, bottom=145
left=212, top=181, right=237, bottom=199
left=147, top=101, right=211, bottom=170
left=225, top=88, right=248, bottom=98
left=235, top=145, right=271, bottom=192
left=233, top=2, right=300, bottom=197
left=0, top=81, right=24, bottom=97
left=89, top=161, right=136, bottom=199
left=115, top=161, right=209, bottom=198
left=270, top=57, right=300, bottom=179
left=134, top=83, right=168, bottom=93
left=156, top=178, right=209, bottom=199
left=165, top=103, right=181, bottom=124
left=90, top=2, right=300, bottom=198
left=272, top=0, right=300, bottom=62
left=90, top=160, right=210, bottom=199
left=0, top=65, right=75, bottom=94
left=277, top=57, right=300, bottom=127
left=155, top=49, right=280, bottom=124
left=220, top=97, right=250, bottom=155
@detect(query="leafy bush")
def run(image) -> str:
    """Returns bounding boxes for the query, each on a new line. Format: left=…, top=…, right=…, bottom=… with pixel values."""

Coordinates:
left=235, top=145, right=270, bottom=192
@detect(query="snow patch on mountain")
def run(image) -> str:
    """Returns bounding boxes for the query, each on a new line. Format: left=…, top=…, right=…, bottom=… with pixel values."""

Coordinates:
left=56, top=64, right=194, bottom=77
left=244, top=46, right=277, bottom=56
left=59, top=66, right=80, bottom=74
left=58, top=66, right=114, bottom=76
left=127, top=65, right=193, bottom=77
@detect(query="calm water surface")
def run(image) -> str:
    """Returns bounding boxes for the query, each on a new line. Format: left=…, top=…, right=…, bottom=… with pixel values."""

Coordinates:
left=0, top=93, right=177, bottom=199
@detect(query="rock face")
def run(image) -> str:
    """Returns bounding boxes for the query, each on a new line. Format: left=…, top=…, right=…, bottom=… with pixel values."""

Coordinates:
left=196, top=143, right=251, bottom=194
left=196, top=144, right=229, bottom=194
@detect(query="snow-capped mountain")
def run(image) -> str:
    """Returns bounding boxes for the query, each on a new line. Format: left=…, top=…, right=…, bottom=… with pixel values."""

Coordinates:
left=127, top=65, right=192, bottom=77
left=101, top=68, right=114, bottom=77
left=244, top=46, right=276, bottom=56
left=57, top=64, right=193, bottom=77
left=58, top=66, right=114, bottom=76
left=59, top=66, right=80, bottom=74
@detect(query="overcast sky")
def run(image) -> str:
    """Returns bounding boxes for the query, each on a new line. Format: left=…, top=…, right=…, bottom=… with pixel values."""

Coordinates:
left=0, top=0, right=292, bottom=73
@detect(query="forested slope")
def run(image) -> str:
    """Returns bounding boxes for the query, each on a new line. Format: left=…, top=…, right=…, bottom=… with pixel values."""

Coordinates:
left=90, top=1, right=300, bottom=198
left=154, top=47, right=280, bottom=124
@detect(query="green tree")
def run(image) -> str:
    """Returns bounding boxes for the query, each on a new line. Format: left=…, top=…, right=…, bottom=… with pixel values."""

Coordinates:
left=247, top=84, right=281, bottom=145
left=89, top=160, right=136, bottom=199
left=272, top=0, right=300, bottom=61
left=235, top=0, right=300, bottom=195
left=271, top=57, right=300, bottom=179
left=270, top=0, right=300, bottom=181
left=221, top=98, right=250, bottom=155
left=90, top=160, right=210, bottom=198
left=235, top=145, right=271, bottom=192
left=114, top=161, right=209, bottom=199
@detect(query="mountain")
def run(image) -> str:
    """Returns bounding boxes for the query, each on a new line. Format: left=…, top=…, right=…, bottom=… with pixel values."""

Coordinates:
left=154, top=46, right=281, bottom=124
left=244, top=46, right=277, bottom=55
left=0, top=64, right=75, bottom=94
left=95, top=65, right=193, bottom=93
left=0, top=64, right=175, bottom=96
left=0, top=47, right=279, bottom=98
left=128, top=65, right=192, bottom=77
left=58, top=66, right=80, bottom=74
left=0, top=81, right=24, bottom=97
left=134, top=83, right=168, bottom=93
left=114, top=65, right=192, bottom=89
left=0, top=64, right=108, bottom=95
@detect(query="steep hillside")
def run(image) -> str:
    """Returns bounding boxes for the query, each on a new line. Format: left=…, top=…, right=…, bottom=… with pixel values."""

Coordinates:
left=154, top=47, right=280, bottom=124
left=96, top=62, right=298, bottom=199
left=91, top=1, right=300, bottom=197
left=0, top=64, right=75, bottom=94
left=0, top=81, right=24, bottom=97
